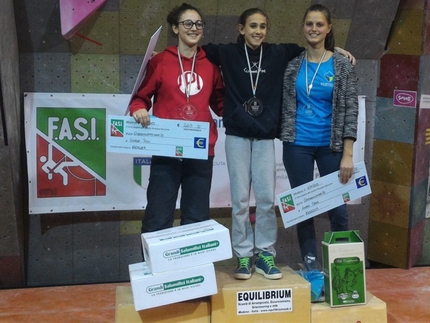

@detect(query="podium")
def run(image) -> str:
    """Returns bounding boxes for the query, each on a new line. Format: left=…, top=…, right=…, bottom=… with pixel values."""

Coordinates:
left=116, top=266, right=387, bottom=323
left=211, top=266, right=311, bottom=323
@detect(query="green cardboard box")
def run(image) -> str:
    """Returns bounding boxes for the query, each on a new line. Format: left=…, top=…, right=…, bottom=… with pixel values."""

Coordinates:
left=322, top=230, right=366, bottom=307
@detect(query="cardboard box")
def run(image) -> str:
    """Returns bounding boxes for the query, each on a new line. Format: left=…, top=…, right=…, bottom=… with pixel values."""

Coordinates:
left=311, top=292, right=387, bottom=323
left=141, top=219, right=232, bottom=274
left=211, top=266, right=311, bottom=323
left=129, top=262, right=217, bottom=311
left=115, top=285, right=211, bottom=323
left=322, top=230, right=366, bottom=307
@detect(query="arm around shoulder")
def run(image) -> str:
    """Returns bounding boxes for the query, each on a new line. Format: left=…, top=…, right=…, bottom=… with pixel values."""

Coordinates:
left=209, top=64, right=224, bottom=117
left=334, top=47, right=356, bottom=66
left=202, top=43, right=221, bottom=66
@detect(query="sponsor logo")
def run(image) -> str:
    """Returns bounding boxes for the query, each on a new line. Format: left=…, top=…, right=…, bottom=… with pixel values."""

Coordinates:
left=194, top=137, right=206, bottom=149
left=355, top=176, right=368, bottom=188
left=324, top=71, right=335, bottom=82
left=393, top=89, right=416, bottom=108
left=163, top=240, right=220, bottom=258
left=146, top=276, right=205, bottom=294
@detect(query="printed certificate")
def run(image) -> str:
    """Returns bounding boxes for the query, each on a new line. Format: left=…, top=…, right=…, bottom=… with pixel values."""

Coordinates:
left=276, top=161, right=371, bottom=228
left=107, top=115, right=209, bottom=159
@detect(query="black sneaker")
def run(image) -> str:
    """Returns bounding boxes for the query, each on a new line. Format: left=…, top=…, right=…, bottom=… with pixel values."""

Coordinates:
left=234, top=257, right=252, bottom=280
left=255, top=252, right=282, bottom=280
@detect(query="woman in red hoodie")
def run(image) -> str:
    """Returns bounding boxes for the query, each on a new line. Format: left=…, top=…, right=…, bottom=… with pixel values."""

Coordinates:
left=128, top=3, right=224, bottom=234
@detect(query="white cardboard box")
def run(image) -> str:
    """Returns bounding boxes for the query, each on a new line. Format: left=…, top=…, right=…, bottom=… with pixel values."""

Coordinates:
left=141, top=219, right=232, bottom=274
left=129, top=262, right=217, bottom=311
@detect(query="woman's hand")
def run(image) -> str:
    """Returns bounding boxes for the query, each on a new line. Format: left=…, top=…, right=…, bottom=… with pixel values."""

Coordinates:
left=339, top=155, right=354, bottom=184
left=339, top=138, right=355, bottom=183
left=133, top=108, right=150, bottom=127
left=335, top=47, right=356, bottom=66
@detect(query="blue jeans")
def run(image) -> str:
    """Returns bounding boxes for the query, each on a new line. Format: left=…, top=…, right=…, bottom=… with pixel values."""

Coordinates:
left=282, top=144, right=349, bottom=259
left=226, top=135, right=277, bottom=258
left=141, top=156, right=214, bottom=233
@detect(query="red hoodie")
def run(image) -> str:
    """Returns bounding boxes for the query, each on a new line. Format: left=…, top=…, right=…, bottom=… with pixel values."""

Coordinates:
left=129, top=46, right=224, bottom=156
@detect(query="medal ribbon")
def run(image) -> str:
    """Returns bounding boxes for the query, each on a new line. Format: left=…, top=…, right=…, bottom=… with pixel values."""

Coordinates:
left=305, top=50, right=327, bottom=97
left=244, top=43, right=263, bottom=97
left=177, top=48, right=197, bottom=102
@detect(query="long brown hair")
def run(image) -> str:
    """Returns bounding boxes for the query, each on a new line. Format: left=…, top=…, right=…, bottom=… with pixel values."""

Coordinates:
left=237, top=7, right=270, bottom=43
left=303, top=4, right=335, bottom=51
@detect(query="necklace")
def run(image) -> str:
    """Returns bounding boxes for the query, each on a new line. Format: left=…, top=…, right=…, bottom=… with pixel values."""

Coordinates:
left=305, top=50, right=327, bottom=97
left=176, top=48, right=198, bottom=120
left=177, top=48, right=197, bottom=102
left=243, top=43, right=264, bottom=116
left=244, top=43, right=263, bottom=96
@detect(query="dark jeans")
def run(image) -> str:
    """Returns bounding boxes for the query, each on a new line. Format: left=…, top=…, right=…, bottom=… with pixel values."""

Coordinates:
left=142, top=155, right=214, bottom=233
left=282, top=144, right=349, bottom=260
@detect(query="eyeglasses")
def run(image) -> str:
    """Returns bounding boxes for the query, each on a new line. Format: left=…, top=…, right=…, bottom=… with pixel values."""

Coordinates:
left=178, top=20, right=205, bottom=30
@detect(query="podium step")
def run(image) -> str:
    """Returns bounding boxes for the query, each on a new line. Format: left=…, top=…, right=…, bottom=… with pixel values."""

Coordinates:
left=211, top=265, right=311, bottom=323
left=311, top=292, right=387, bottom=323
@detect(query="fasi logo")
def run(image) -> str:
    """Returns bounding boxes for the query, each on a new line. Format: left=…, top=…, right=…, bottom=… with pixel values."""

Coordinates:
left=36, top=107, right=106, bottom=198
left=342, top=192, right=351, bottom=203
left=280, top=194, right=295, bottom=213
left=175, top=146, right=184, bottom=156
left=110, top=119, right=124, bottom=137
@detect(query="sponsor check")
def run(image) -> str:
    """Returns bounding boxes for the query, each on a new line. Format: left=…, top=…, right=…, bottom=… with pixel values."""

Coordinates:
left=276, top=161, right=371, bottom=229
left=107, top=115, right=209, bottom=159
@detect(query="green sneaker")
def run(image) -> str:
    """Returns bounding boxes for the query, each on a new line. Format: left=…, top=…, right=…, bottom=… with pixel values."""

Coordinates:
left=255, top=252, right=282, bottom=280
left=234, top=257, right=252, bottom=280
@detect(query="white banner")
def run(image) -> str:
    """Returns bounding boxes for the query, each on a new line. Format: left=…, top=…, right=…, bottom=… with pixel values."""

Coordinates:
left=24, top=93, right=366, bottom=214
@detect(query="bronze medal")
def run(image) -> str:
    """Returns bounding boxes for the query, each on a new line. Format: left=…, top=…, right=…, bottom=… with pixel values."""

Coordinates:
left=244, top=97, right=264, bottom=116
left=181, top=102, right=198, bottom=120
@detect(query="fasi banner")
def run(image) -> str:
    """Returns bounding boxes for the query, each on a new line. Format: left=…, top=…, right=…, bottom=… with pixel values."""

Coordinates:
left=25, top=93, right=121, bottom=213
left=24, top=93, right=366, bottom=214
left=24, top=92, right=231, bottom=214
